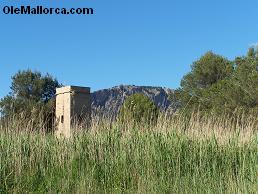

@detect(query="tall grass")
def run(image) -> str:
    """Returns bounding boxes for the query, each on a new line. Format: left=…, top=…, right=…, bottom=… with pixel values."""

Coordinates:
left=0, top=113, right=257, bottom=193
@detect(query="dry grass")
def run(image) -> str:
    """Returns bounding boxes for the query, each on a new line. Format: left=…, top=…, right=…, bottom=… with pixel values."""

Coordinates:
left=0, top=112, right=257, bottom=193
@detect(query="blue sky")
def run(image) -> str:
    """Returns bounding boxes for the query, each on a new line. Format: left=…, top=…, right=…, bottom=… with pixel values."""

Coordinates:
left=0, top=0, right=257, bottom=98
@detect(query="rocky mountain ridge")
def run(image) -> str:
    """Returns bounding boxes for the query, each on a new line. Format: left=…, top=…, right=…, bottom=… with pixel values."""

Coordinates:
left=91, top=85, right=177, bottom=119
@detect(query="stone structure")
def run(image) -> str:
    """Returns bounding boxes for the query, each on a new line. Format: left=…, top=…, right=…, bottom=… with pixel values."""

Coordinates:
left=55, top=86, right=91, bottom=138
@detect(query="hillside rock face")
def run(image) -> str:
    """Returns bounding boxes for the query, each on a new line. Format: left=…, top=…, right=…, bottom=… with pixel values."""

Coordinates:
left=91, top=85, right=177, bottom=119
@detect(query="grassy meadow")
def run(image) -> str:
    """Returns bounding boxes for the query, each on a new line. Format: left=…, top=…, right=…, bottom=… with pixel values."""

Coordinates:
left=0, top=113, right=257, bottom=193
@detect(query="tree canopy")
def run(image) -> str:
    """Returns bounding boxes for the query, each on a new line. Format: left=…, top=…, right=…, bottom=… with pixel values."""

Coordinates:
left=0, top=70, right=61, bottom=127
left=176, top=48, right=258, bottom=115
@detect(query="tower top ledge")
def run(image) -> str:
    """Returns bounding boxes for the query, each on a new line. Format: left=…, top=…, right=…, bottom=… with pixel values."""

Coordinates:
left=56, top=86, right=90, bottom=95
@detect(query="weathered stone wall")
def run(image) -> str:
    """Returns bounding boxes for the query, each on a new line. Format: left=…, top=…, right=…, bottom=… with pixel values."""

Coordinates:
left=56, top=86, right=91, bottom=138
left=71, top=87, right=91, bottom=128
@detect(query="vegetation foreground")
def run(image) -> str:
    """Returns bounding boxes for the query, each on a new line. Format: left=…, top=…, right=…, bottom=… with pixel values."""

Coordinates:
left=0, top=114, right=257, bottom=194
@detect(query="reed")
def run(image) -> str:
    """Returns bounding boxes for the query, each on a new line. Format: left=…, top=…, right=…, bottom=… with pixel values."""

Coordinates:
left=0, top=112, right=257, bottom=193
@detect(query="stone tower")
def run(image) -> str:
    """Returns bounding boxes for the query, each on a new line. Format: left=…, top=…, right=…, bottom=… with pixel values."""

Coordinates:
left=55, top=86, right=91, bottom=138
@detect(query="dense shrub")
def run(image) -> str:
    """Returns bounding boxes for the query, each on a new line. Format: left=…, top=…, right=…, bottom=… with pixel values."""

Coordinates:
left=118, top=93, right=159, bottom=126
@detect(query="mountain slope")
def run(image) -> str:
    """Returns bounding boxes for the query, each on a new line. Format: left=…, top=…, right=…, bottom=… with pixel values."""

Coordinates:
left=91, top=85, right=177, bottom=119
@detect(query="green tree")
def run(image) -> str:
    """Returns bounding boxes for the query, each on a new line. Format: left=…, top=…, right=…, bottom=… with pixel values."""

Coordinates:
left=228, top=47, right=258, bottom=113
left=118, top=93, right=159, bottom=126
left=177, top=51, right=233, bottom=111
left=0, top=70, right=61, bottom=131
left=10, top=70, right=58, bottom=103
left=176, top=48, right=258, bottom=115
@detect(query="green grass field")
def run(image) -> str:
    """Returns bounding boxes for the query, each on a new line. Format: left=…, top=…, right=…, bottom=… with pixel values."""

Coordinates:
left=0, top=115, right=257, bottom=193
